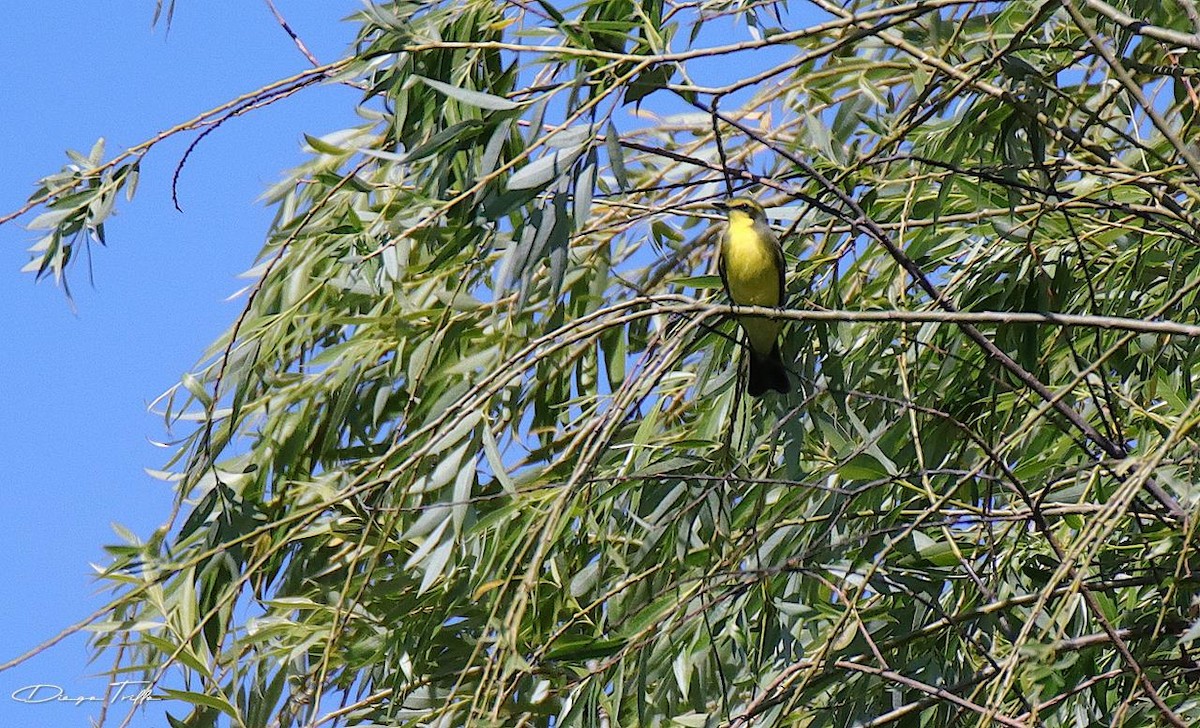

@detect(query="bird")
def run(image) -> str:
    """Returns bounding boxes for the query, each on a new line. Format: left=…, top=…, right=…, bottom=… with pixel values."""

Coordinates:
left=713, top=197, right=790, bottom=397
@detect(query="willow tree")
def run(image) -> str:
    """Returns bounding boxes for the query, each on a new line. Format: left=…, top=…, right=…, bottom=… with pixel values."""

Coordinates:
left=10, top=0, right=1200, bottom=725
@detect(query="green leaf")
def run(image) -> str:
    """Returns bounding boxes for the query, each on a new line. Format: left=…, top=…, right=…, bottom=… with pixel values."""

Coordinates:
left=670, top=274, right=722, bottom=289
left=418, top=539, right=454, bottom=594
left=624, top=64, right=675, bottom=107
left=416, top=75, right=522, bottom=111
left=159, top=690, right=239, bottom=721
left=304, top=133, right=349, bottom=155
left=544, top=636, right=627, bottom=661
left=508, top=142, right=590, bottom=191
left=605, top=121, right=629, bottom=191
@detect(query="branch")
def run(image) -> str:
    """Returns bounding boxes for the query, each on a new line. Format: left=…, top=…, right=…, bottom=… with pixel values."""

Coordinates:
left=0, top=61, right=347, bottom=227
left=731, top=659, right=1024, bottom=727
left=690, top=302, right=1200, bottom=338
left=1082, top=0, right=1200, bottom=51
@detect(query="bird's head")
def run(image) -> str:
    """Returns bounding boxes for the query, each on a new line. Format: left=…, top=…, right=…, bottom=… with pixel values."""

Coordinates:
left=713, top=197, right=767, bottom=224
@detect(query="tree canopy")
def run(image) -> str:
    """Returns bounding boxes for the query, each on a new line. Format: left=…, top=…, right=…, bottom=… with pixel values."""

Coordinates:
left=10, top=0, right=1200, bottom=725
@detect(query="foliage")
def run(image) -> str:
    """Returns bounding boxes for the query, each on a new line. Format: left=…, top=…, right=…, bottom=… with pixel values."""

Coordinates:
left=11, top=0, right=1200, bottom=725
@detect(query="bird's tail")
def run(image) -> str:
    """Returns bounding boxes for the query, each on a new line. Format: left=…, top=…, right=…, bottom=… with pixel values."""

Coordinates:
left=747, top=343, right=790, bottom=397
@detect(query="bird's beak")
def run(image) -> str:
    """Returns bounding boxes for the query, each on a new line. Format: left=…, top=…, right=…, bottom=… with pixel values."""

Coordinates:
left=711, top=200, right=729, bottom=210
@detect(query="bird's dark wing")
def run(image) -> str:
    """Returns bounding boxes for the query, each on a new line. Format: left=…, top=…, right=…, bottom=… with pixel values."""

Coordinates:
left=717, top=229, right=731, bottom=299
left=760, top=223, right=786, bottom=307
left=774, top=238, right=786, bottom=307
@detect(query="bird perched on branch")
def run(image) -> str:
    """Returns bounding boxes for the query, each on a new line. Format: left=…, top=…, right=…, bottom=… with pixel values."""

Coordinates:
left=713, top=198, right=790, bottom=397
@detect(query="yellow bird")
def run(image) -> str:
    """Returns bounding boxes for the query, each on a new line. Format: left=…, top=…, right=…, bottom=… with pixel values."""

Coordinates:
left=714, top=198, right=790, bottom=396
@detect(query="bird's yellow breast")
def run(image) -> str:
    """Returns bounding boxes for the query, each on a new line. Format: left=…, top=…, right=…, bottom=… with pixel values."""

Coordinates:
left=722, top=218, right=781, bottom=306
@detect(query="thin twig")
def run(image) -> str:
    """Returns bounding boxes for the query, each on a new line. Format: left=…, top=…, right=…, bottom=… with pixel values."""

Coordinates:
left=263, top=0, right=321, bottom=67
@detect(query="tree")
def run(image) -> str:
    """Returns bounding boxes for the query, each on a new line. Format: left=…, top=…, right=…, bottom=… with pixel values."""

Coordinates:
left=9, top=0, right=1200, bottom=725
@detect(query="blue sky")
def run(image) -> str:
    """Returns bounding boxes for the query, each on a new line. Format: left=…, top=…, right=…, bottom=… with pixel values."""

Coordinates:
left=0, top=3, right=361, bottom=725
